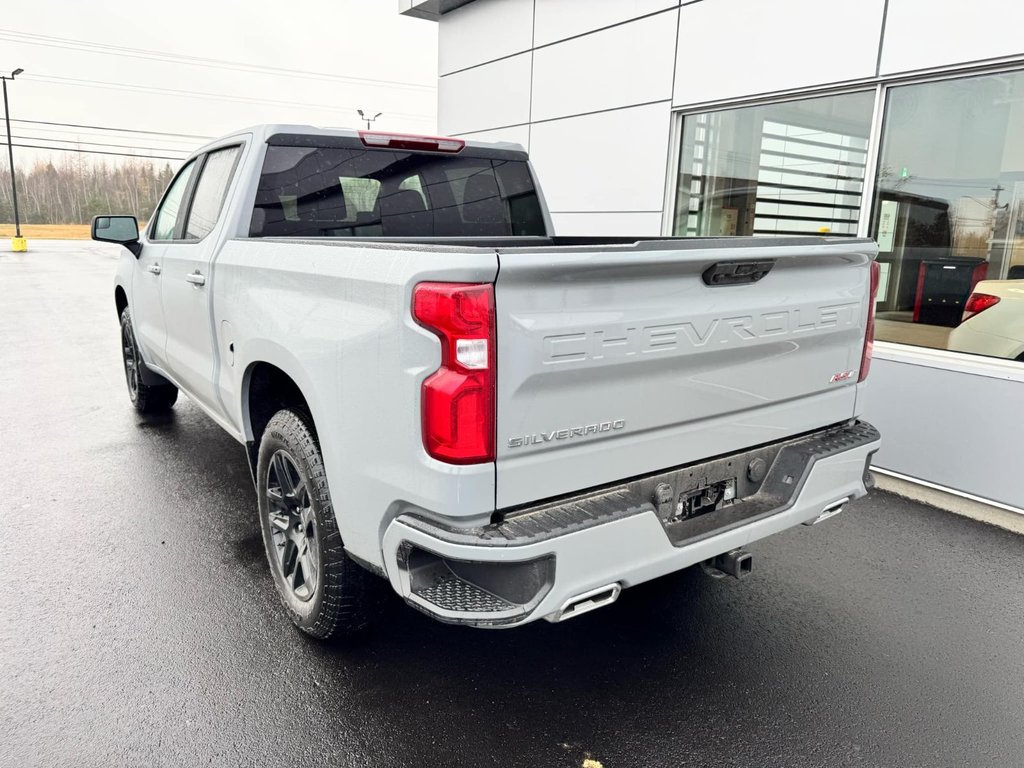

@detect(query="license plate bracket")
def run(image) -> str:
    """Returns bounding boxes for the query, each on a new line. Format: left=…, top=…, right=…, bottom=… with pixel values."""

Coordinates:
left=675, top=477, right=738, bottom=520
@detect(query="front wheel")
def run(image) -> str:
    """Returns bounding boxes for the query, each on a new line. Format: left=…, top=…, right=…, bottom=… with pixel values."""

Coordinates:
left=256, top=408, right=385, bottom=639
left=120, top=308, right=177, bottom=413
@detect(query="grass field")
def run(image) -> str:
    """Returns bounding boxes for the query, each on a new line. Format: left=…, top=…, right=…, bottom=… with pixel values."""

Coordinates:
left=0, top=224, right=92, bottom=239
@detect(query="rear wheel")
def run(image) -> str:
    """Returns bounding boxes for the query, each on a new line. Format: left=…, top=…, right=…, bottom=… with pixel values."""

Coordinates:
left=120, top=308, right=177, bottom=413
left=256, top=408, right=385, bottom=639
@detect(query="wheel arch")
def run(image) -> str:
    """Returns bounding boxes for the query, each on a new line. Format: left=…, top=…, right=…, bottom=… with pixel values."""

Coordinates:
left=240, top=355, right=320, bottom=484
left=114, top=284, right=128, bottom=318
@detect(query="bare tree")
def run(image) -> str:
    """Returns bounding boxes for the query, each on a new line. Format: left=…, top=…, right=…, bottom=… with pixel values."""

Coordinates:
left=0, top=155, right=180, bottom=225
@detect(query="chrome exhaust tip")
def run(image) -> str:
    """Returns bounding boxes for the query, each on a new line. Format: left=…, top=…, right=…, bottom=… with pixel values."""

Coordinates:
left=554, top=583, right=621, bottom=622
left=803, top=497, right=850, bottom=526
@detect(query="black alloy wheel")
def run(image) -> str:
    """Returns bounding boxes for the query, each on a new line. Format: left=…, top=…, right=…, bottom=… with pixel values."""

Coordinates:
left=118, top=307, right=178, bottom=413
left=256, top=408, right=386, bottom=639
left=121, top=317, right=140, bottom=400
left=264, top=449, right=319, bottom=601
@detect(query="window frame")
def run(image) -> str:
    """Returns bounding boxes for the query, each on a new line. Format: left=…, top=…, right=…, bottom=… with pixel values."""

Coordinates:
left=664, top=59, right=1024, bottom=372
left=664, top=86, right=878, bottom=240
left=665, top=61, right=1024, bottom=240
left=148, top=157, right=200, bottom=243
left=147, top=142, right=244, bottom=245
left=181, top=144, right=244, bottom=242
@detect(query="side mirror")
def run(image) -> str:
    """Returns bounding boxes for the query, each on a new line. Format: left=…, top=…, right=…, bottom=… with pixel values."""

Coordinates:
left=92, top=215, right=142, bottom=257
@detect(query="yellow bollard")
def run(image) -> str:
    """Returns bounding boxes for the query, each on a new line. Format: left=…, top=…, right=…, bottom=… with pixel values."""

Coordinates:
left=11, top=236, right=27, bottom=252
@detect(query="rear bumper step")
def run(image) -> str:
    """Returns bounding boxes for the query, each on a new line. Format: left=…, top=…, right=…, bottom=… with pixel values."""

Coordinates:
left=383, top=421, right=880, bottom=627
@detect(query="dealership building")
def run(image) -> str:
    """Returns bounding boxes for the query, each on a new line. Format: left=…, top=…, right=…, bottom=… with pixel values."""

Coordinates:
left=401, top=0, right=1024, bottom=515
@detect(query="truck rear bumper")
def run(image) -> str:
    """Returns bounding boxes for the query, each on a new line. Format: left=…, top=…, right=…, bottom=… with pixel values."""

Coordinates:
left=381, top=421, right=880, bottom=627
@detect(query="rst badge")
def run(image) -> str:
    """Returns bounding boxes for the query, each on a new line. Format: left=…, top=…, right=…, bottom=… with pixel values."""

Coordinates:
left=830, top=370, right=855, bottom=383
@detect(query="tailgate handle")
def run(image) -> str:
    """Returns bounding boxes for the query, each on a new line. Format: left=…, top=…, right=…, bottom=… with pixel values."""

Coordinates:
left=703, top=260, right=774, bottom=286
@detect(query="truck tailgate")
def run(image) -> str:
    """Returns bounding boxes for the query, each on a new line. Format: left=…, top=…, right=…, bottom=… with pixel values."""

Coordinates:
left=493, top=237, right=877, bottom=509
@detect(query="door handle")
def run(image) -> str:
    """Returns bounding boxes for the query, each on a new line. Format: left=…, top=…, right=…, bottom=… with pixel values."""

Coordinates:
left=185, top=271, right=206, bottom=286
left=147, top=264, right=161, bottom=275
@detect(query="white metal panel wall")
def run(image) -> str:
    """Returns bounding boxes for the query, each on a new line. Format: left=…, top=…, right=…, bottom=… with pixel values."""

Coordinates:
left=533, top=0, right=678, bottom=47
left=866, top=353, right=1024, bottom=510
left=880, top=0, right=1024, bottom=74
left=438, top=52, right=532, bottom=135
left=455, top=124, right=531, bottom=149
left=531, top=12, right=677, bottom=122
left=673, top=0, right=886, bottom=106
left=438, top=0, right=534, bottom=74
left=528, top=101, right=672, bottom=214
left=548, top=212, right=663, bottom=235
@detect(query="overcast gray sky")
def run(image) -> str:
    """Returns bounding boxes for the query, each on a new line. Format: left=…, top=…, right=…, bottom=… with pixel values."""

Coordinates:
left=1, top=0, right=438, bottom=166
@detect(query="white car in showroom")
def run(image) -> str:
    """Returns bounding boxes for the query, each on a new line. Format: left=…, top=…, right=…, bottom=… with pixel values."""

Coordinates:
left=948, top=279, right=1024, bottom=361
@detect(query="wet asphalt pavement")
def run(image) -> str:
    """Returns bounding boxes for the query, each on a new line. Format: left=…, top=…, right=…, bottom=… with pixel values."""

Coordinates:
left=3, top=242, right=1024, bottom=768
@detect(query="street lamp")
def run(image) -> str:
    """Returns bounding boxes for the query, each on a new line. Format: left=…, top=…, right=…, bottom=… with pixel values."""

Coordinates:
left=1, top=67, right=26, bottom=252
left=357, top=109, right=382, bottom=130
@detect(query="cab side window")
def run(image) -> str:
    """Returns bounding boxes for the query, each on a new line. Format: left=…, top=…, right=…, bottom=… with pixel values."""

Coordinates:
left=151, top=160, right=197, bottom=241
left=185, top=146, right=242, bottom=240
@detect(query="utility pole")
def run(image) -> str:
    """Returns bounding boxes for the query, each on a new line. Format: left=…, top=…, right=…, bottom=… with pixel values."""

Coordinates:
left=1, top=67, right=25, bottom=252
left=357, top=109, right=382, bottom=130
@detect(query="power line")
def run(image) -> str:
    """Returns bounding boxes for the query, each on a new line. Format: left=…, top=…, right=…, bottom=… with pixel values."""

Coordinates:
left=12, top=117, right=212, bottom=140
left=22, top=73, right=435, bottom=122
left=3, top=142, right=184, bottom=161
left=2, top=133, right=190, bottom=155
left=0, top=27, right=436, bottom=92
left=5, top=122, right=201, bottom=147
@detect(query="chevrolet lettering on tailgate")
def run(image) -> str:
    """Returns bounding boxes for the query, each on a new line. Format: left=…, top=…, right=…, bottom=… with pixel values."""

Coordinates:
left=542, top=302, right=862, bottom=364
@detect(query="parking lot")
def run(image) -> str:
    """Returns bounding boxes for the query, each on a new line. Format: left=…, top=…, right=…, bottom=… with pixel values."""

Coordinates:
left=3, top=242, right=1024, bottom=767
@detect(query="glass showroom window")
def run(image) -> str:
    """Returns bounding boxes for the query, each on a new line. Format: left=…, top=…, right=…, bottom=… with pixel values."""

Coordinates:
left=672, top=91, right=875, bottom=238
left=870, top=70, right=1024, bottom=363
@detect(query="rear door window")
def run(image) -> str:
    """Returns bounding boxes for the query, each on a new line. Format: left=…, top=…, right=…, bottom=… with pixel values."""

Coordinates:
left=250, top=145, right=545, bottom=238
left=185, top=146, right=242, bottom=240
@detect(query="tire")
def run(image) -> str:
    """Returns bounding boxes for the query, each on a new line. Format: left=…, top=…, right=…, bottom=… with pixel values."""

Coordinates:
left=120, top=308, right=178, bottom=413
left=256, top=408, right=385, bottom=639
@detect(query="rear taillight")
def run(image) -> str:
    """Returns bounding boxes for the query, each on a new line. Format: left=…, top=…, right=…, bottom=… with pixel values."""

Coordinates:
left=859, top=260, right=881, bottom=383
left=413, top=282, right=495, bottom=464
left=360, top=131, right=465, bottom=153
left=962, top=293, right=1000, bottom=323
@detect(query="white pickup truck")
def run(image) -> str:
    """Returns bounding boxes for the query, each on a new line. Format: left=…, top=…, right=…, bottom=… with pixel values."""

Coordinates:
left=93, top=125, right=881, bottom=638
